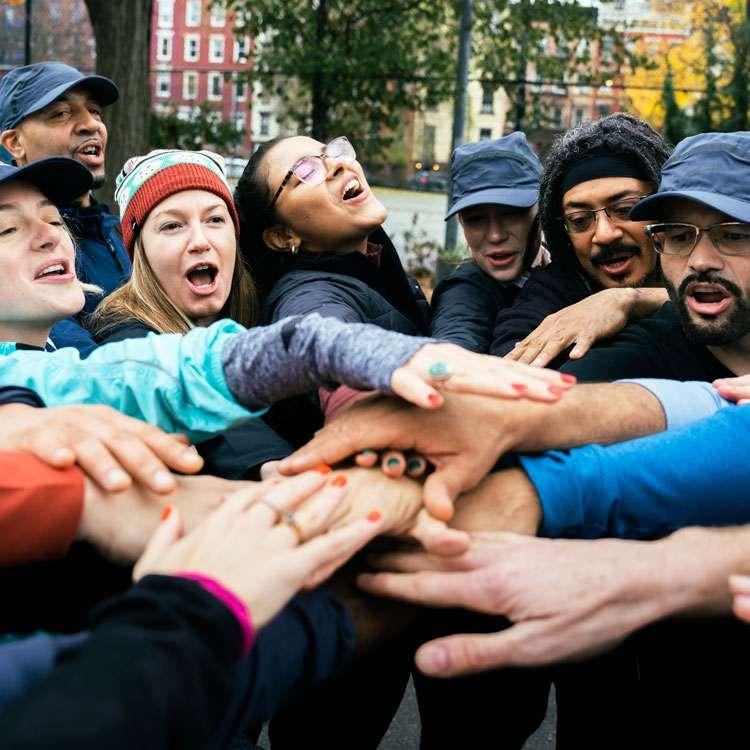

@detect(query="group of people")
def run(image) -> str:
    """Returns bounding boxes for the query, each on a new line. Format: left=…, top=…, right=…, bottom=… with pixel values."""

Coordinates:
left=0, top=59, right=749, bottom=749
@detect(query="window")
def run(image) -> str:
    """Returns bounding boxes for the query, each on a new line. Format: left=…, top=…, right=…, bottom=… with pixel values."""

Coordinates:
left=185, top=0, right=201, bottom=27
left=479, top=128, right=492, bottom=141
left=209, top=35, right=225, bottom=62
left=259, top=111, right=271, bottom=136
left=156, top=73, right=171, bottom=98
left=183, top=71, right=198, bottom=100
left=234, top=35, right=250, bottom=62
left=156, top=31, right=173, bottom=61
left=235, top=112, right=246, bottom=132
left=597, top=104, right=611, bottom=118
left=157, top=0, right=174, bottom=28
left=422, top=124, right=436, bottom=163
left=210, top=5, right=226, bottom=26
left=551, top=107, right=563, bottom=127
left=480, top=83, right=494, bottom=114
left=573, top=107, right=586, bottom=125
left=184, top=34, right=200, bottom=62
left=208, top=72, right=223, bottom=100
left=235, top=77, right=247, bottom=100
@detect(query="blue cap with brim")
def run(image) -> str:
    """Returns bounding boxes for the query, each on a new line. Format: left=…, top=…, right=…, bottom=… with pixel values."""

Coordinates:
left=445, top=131, right=542, bottom=220
left=0, top=62, right=119, bottom=132
left=0, top=157, right=94, bottom=206
left=630, top=132, right=750, bottom=223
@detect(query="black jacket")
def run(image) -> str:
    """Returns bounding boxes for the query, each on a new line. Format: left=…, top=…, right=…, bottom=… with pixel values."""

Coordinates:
left=261, top=229, right=429, bottom=335
left=98, top=319, right=293, bottom=479
left=430, top=261, right=522, bottom=353
left=490, top=262, right=595, bottom=359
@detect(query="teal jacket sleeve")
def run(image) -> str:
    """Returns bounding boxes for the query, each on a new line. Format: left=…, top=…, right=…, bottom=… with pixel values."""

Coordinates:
left=520, top=404, right=750, bottom=540
left=0, top=320, right=261, bottom=443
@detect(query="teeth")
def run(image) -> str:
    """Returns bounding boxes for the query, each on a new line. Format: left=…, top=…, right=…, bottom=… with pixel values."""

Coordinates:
left=38, top=263, right=65, bottom=277
left=343, top=178, right=360, bottom=197
left=194, top=264, right=210, bottom=271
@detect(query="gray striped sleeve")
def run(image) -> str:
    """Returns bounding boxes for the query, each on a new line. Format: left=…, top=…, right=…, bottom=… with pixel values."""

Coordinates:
left=221, top=314, right=431, bottom=409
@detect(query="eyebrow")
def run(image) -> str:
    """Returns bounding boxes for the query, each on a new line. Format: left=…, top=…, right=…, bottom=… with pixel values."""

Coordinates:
left=0, top=198, right=53, bottom=212
left=151, top=203, right=226, bottom=220
left=564, top=190, right=641, bottom=210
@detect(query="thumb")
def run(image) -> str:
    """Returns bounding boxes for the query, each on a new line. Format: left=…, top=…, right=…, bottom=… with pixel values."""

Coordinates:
left=133, top=505, right=184, bottom=581
left=422, top=457, right=486, bottom=521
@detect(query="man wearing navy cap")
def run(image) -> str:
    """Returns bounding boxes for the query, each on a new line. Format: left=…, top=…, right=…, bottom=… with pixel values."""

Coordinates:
left=0, top=62, right=131, bottom=355
left=491, top=113, right=672, bottom=367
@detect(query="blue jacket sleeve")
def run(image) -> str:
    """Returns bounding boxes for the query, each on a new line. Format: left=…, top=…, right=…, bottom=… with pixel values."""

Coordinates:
left=520, top=404, right=750, bottom=540
left=0, top=320, right=260, bottom=443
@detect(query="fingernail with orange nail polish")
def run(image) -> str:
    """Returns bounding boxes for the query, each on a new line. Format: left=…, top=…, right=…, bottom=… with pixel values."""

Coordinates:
left=548, top=385, right=565, bottom=396
left=428, top=393, right=442, bottom=405
left=331, top=474, right=347, bottom=487
left=560, top=374, right=577, bottom=384
left=512, top=383, right=527, bottom=393
left=314, top=463, right=332, bottom=474
left=161, top=506, right=172, bottom=522
left=367, top=510, right=382, bottom=522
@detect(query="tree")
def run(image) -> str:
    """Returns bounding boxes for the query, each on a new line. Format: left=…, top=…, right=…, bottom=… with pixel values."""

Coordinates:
left=150, top=102, right=245, bottom=152
left=84, top=0, right=153, bottom=209
left=472, top=0, right=647, bottom=131
left=224, top=0, right=458, bottom=165
left=661, top=67, right=692, bottom=145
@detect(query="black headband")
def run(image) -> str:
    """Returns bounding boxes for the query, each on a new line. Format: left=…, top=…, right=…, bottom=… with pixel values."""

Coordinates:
left=561, top=151, right=649, bottom=194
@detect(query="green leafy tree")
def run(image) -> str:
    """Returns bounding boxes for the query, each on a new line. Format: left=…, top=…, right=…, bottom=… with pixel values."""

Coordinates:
left=723, top=1, right=750, bottom=130
left=150, top=102, right=245, bottom=152
left=223, top=0, right=457, bottom=165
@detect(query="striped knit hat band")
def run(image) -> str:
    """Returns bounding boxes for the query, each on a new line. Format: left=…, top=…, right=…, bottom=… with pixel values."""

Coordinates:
left=115, top=149, right=240, bottom=256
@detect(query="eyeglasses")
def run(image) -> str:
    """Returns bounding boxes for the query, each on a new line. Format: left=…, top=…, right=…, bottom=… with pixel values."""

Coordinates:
left=645, top=221, right=750, bottom=257
left=269, top=136, right=356, bottom=209
left=560, top=196, right=646, bottom=234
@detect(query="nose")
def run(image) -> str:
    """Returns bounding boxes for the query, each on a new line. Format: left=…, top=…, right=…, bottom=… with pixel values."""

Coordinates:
left=487, top=216, right=509, bottom=242
left=186, top=220, right=211, bottom=253
left=688, top=231, right=724, bottom=273
left=325, top=152, right=355, bottom=180
left=73, top=107, right=102, bottom=135
left=591, top=209, right=623, bottom=246
left=32, top=219, right=62, bottom=253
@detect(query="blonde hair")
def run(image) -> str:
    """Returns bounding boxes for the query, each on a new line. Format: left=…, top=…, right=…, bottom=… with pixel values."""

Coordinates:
left=90, top=234, right=258, bottom=337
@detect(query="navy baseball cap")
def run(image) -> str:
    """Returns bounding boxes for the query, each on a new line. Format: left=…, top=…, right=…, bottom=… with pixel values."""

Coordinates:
left=0, top=157, right=93, bottom=206
left=630, top=132, right=750, bottom=223
left=445, top=131, right=542, bottom=220
left=0, top=62, right=119, bottom=132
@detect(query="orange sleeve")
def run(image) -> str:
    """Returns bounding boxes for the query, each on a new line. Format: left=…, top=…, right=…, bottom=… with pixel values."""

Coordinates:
left=0, top=452, right=85, bottom=566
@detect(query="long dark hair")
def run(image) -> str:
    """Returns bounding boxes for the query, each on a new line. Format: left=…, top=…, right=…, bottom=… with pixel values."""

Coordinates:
left=234, top=136, right=295, bottom=296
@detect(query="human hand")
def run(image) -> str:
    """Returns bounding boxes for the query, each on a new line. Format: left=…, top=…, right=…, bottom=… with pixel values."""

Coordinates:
left=0, top=403, right=203, bottom=493
left=280, top=393, right=540, bottom=521
left=505, top=288, right=637, bottom=367
left=80, top=474, right=258, bottom=563
left=134, top=471, right=385, bottom=629
left=390, top=342, right=574, bottom=409
left=358, top=532, right=679, bottom=676
left=713, top=375, right=750, bottom=405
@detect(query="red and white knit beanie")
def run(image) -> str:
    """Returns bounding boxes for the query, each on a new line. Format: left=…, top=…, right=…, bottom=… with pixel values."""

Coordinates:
left=115, top=149, right=240, bottom=256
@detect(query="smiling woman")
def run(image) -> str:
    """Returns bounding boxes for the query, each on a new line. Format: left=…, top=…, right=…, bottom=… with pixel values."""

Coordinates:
left=90, top=150, right=258, bottom=339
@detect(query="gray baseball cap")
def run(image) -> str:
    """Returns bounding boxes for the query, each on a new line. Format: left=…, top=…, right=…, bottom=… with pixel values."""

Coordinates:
left=0, top=62, right=119, bottom=132
left=445, top=131, right=542, bottom=220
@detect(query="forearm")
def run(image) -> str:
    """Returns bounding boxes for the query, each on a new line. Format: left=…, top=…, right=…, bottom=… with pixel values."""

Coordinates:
left=222, top=314, right=428, bottom=409
left=522, top=405, right=750, bottom=539
left=628, top=287, right=669, bottom=319
left=500, top=382, right=666, bottom=454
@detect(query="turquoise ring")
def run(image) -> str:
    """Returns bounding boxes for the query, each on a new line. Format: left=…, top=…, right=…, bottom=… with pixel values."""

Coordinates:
left=427, top=361, right=452, bottom=381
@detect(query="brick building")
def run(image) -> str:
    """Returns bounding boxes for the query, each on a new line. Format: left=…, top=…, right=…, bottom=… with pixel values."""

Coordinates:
left=151, top=0, right=253, bottom=154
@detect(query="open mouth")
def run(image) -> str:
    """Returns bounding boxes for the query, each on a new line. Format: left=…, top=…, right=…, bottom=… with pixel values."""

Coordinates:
left=595, top=252, right=637, bottom=277
left=185, top=262, right=219, bottom=294
left=34, top=259, right=74, bottom=282
left=341, top=177, right=365, bottom=202
left=485, top=251, right=518, bottom=269
left=685, top=282, right=733, bottom=316
left=75, top=140, right=104, bottom=166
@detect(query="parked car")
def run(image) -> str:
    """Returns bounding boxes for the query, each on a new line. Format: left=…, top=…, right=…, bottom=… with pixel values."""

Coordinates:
left=407, top=170, right=449, bottom=192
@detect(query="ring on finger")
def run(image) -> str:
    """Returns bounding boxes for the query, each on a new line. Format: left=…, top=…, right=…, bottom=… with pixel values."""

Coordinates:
left=427, top=361, right=453, bottom=382
left=283, top=511, right=305, bottom=543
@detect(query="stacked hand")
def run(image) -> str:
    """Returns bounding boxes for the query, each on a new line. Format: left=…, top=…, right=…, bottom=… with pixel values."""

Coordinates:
left=134, top=471, right=385, bottom=629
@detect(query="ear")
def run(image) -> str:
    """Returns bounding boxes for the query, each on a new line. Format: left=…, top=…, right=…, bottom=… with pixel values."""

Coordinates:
left=263, top=224, right=302, bottom=254
left=0, top=129, right=25, bottom=162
